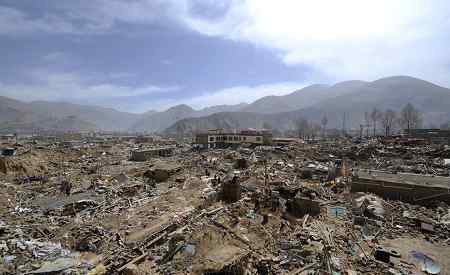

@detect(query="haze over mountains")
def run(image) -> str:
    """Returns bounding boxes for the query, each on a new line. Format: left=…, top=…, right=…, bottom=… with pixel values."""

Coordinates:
left=168, top=76, right=450, bottom=135
left=1, top=76, right=450, bottom=134
left=130, top=103, right=248, bottom=132
left=0, top=96, right=140, bottom=133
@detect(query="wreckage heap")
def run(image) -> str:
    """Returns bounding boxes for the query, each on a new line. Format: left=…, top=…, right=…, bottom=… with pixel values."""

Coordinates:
left=0, top=135, right=449, bottom=274
left=352, top=170, right=450, bottom=205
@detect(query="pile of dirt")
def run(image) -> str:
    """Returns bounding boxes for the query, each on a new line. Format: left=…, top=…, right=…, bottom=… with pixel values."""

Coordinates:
left=188, top=225, right=248, bottom=275
left=0, top=155, right=47, bottom=176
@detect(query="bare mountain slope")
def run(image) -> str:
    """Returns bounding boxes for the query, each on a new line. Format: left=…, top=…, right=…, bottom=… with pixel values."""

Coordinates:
left=165, top=76, right=450, bottom=135
left=28, top=101, right=140, bottom=131
left=240, top=82, right=367, bottom=114
left=130, top=103, right=249, bottom=132
left=296, top=76, right=450, bottom=128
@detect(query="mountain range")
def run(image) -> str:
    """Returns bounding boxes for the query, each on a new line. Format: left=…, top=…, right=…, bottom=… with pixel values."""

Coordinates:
left=166, top=76, right=450, bottom=135
left=1, top=76, right=450, bottom=134
left=130, top=103, right=248, bottom=132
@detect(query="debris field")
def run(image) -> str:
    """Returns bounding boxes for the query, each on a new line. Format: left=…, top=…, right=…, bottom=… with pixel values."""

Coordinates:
left=0, top=136, right=449, bottom=274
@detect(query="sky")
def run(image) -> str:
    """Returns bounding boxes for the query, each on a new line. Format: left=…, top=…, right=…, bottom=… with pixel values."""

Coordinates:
left=0, top=0, right=449, bottom=113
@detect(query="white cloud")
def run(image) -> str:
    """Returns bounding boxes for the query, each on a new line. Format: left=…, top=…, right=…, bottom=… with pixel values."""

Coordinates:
left=2, top=0, right=450, bottom=110
left=177, top=0, right=450, bottom=85
left=132, top=81, right=309, bottom=112
left=106, top=72, right=137, bottom=80
left=0, top=1, right=186, bottom=35
left=161, top=59, right=173, bottom=65
left=42, top=52, right=71, bottom=62
left=5, top=57, right=310, bottom=113
left=9, top=0, right=444, bottom=85
left=0, top=70, right=179, bottom=103
left=0, top=6, right=85, bottom=35
left=185, top=82, right=309, bottom=109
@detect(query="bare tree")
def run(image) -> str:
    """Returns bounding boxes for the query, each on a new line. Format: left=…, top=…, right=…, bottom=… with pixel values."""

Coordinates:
left=321, top=115, right=328, bottom=137
left=370, top=107, right=382, bottom=136
left=400, top=103, right=422, bottom=134
left=309, top=123, right=322, bottom=140
left=364, top=111, right=371, bottom=137
left=294, top=118, right=309, bottom=139
left=381, top=109, right=397, bottom=136
left=262, top=122, right=272, bottom=130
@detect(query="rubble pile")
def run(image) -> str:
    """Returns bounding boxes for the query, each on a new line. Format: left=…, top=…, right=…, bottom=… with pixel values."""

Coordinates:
left=0, top=136, right=449, bottom=274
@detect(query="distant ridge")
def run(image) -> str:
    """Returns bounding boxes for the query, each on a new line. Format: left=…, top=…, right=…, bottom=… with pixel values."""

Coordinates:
left=1, top=76, right=449, bottom=133
left=165, top=76, right=450, bottom=135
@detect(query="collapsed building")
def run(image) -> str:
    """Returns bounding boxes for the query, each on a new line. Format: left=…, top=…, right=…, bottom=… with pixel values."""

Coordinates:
left=406, top=128, right=450, bottom=145
left=352, top=169, right=450, bottom=205
left=271, top=137, right=301, bottom=147
left=129, top=147, right=175, bottom=161
left=1, top=130, right=450, bottom=274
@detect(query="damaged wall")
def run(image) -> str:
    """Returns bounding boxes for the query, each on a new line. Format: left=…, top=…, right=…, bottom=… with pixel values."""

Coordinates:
left=351, top=176, right=450, bottom=205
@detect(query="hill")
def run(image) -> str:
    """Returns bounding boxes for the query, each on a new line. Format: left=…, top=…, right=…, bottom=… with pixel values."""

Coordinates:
left=28, top=101, right=140, bottom=131
left=165, top=76, right=450, bottom=135
left=130, top=103, right=248, bottom=132
left=2, top=76, right=450, bottom=134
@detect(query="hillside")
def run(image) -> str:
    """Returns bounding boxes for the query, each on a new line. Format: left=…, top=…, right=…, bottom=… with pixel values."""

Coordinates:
left=130, top=103, right=249, bottom=132
left=0, top=115, right=97, bottom=134
left=165, top=76, right=450, bottom=135
left=131, top=104, right=196, bottom=132
left=2, top=76, right=450, bottom=134
left=0, top=96, right=141, bottom=132
left=0, top=96, right=42, bottom=124
left=296, top=76, right=450, bottom=128
left=131, top=82, right=367, bottom=132
left=0, top=96, right=247, bottom=133
left=28, top=101, right=140, bottom=131
left=240, top=84, right=327, bottom=113
left=240, top=81, right=366, bottom=114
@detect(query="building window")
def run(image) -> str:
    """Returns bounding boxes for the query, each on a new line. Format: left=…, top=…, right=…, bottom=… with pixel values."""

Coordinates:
left=209, top=136, right=215, bottom=142
left=234, top=136, right=238, bottom=141
left=256, top=137, right=261, bottom=142
left=243, top=137, right=247, bottom=141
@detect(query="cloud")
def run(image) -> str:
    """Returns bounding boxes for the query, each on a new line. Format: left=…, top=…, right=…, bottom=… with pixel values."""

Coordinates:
left=0, top=69, right=307, bottom=113
left=5, top=0, right=448, bottom=84
left=132, top=81, right=309, bottom=112
left=185, top=82, right=309, bottom=109
left=42, top=52, right=71, bottom=62
left=0, top=6, right=86, bottom=35
left=179, top=0, right=450, bottom=85
left=161, top=59, right=173, bottom=65
left=2, top=0, right=450, bottom=112
left=0, top=1, right=187, bottom=35
left=107, top=72, right=136, bottom=80
left=0, top=70, right=179, bottom=103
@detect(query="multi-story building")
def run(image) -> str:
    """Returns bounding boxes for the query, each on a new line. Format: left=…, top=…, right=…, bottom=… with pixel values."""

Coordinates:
left=194, top=129, right=272, bottom=149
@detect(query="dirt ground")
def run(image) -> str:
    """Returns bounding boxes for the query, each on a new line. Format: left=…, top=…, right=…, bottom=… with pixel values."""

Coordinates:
left=381, top=237, right=450, bottom=274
